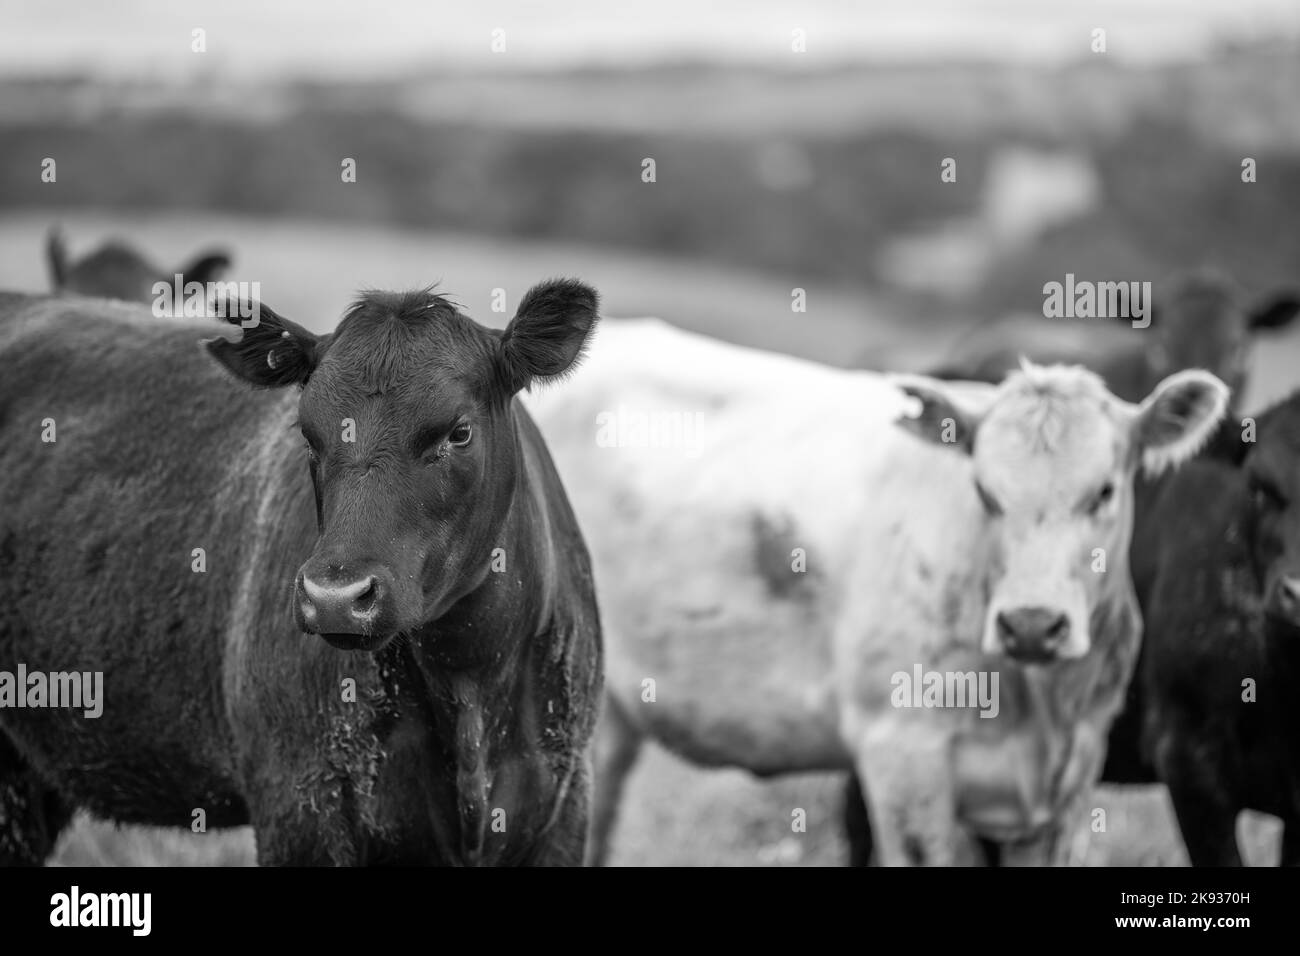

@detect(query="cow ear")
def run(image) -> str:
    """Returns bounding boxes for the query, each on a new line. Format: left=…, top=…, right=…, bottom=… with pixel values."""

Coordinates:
left=499, top=278, right=599, bottom=392
left=179, top=249, right=233, bottom=287
left=1129, top=369, right=1229, bottom=476
left=204, top=300, right=321, bottom=389
left=1248, top=291, right=1300, bottom=330
left=895, top=379, right=981, bottom=453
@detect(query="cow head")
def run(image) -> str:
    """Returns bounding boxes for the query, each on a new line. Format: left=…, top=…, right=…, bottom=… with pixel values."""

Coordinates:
left=899, top=364, right=1228, bottom=663
left=47, top=227, right=231, bottom=304
left=206, top=280, right=598, bottom=651
left=1238, top=399, right=1300, bottom=629
left=1147, top=272, right=1300, bottom=401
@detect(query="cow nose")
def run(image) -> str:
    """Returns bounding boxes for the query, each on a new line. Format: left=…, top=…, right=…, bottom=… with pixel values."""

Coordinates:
left=1269, top=576, right=1300, bottom=622
left=297, top=572, right=382, bottom=634
left=996, top=607, right=1070, bottom=663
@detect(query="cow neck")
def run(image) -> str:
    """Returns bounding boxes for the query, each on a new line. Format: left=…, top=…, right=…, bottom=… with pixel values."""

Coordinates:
left=390, top=416, right=565, bottom=864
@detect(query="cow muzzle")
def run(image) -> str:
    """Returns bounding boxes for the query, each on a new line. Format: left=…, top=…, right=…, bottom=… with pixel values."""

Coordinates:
left=995, top=606, right=1070, bottom=663
left=294, top=565, right=397, bottom=650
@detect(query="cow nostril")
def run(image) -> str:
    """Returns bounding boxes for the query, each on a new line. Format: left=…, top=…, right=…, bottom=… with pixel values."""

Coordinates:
left=1045, top=613, right=1069, bottom=642
left=301, top=574, right=379, bottom=609
left=353, top=576, right=378, bottom=609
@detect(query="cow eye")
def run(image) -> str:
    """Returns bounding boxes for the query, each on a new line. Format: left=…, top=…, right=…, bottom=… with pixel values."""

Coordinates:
left=1089, top=481, right=1115, bottom=515
left=448, top=423, right=473, bottom=447
left=974, top=480, right=1002, bottom=516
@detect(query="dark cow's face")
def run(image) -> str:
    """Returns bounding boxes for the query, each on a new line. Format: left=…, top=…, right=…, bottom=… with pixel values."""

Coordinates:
left=206, top=280, right=598, bottom=652
left=1244, top=419, right=1300, bottom=629
left=1149, top=275, right=1299, bottom=400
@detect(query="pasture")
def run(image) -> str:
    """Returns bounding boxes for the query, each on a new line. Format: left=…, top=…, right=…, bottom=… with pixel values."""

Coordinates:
left=3, top=211, right=1293, bottom=866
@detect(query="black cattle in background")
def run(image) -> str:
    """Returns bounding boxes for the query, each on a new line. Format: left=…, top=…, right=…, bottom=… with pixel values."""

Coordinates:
left=1107, top=394, right=1300, bottom=864
left=46, top=226, right=232, bottom=303
left=927, top=271, right=1299, bottom=404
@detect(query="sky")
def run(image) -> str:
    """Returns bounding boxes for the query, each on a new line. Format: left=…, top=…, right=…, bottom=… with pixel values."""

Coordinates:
left=0, top=0, right=1296, bottom=79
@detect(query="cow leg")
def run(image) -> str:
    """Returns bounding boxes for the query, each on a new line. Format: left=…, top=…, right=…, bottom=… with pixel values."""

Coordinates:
left=250, top=816, right=334, bottom=866
left=1166, top=787, right=1240, bottom=866
left=1279, top=819, right=1300, bottom=867
left=1157, top=737, right=1241, bottom=866
left=857, top=723, right=979, bottom=866
left=993, top=813, right=1083, bottom=866
left=0, top=730, right=72, bottom=865
left=842, top=772, right=875, bottom=866
left=977, top=837, right=1003, bottom=866
left=999, top=777, right=1099, bottom=867
left=244, top=785, right=339, bottom=866
left=528, top=759, right=592, bottom=867
left=996, top=839, right=1043, bottom=867
left=585, top=694, right=644, bottom=867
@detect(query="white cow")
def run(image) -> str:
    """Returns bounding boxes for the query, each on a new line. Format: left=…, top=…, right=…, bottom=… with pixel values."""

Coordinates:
left=523, top=318, right=1227, bottom=865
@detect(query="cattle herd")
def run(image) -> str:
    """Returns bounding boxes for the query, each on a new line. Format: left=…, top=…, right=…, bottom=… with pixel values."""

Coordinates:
left=0, top=231, right=1297, bottom=866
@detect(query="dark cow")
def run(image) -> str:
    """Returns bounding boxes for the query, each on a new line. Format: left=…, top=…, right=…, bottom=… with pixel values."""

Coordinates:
left=927, top=271, right=1300, bottom=403
left=1099, top=416, right=1246, bottom=786
left=46, top=227, right=232, bottom=303
left=1102, top=394, right=1300, bottom=864
left=0, top=281, right=603, bottom=865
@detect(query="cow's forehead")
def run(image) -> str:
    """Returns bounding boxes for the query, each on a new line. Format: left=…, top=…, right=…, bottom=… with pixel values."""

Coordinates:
left=973, top=367, right=1127, bottom=496
left=306, top=290, right=495, bottom=416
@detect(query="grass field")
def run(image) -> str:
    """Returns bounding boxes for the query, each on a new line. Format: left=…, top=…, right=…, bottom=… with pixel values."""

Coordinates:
left=45, top=749, right=1283, bottom=867
left=4, top=210, right=1295, bottom=866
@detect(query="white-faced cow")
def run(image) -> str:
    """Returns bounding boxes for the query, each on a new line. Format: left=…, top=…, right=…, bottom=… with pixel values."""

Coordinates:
left=0, top=281, right=602, bottom=866
left=46, top=226, right=232, bottom=303
left=523, top=319, right=1227, bottom=865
